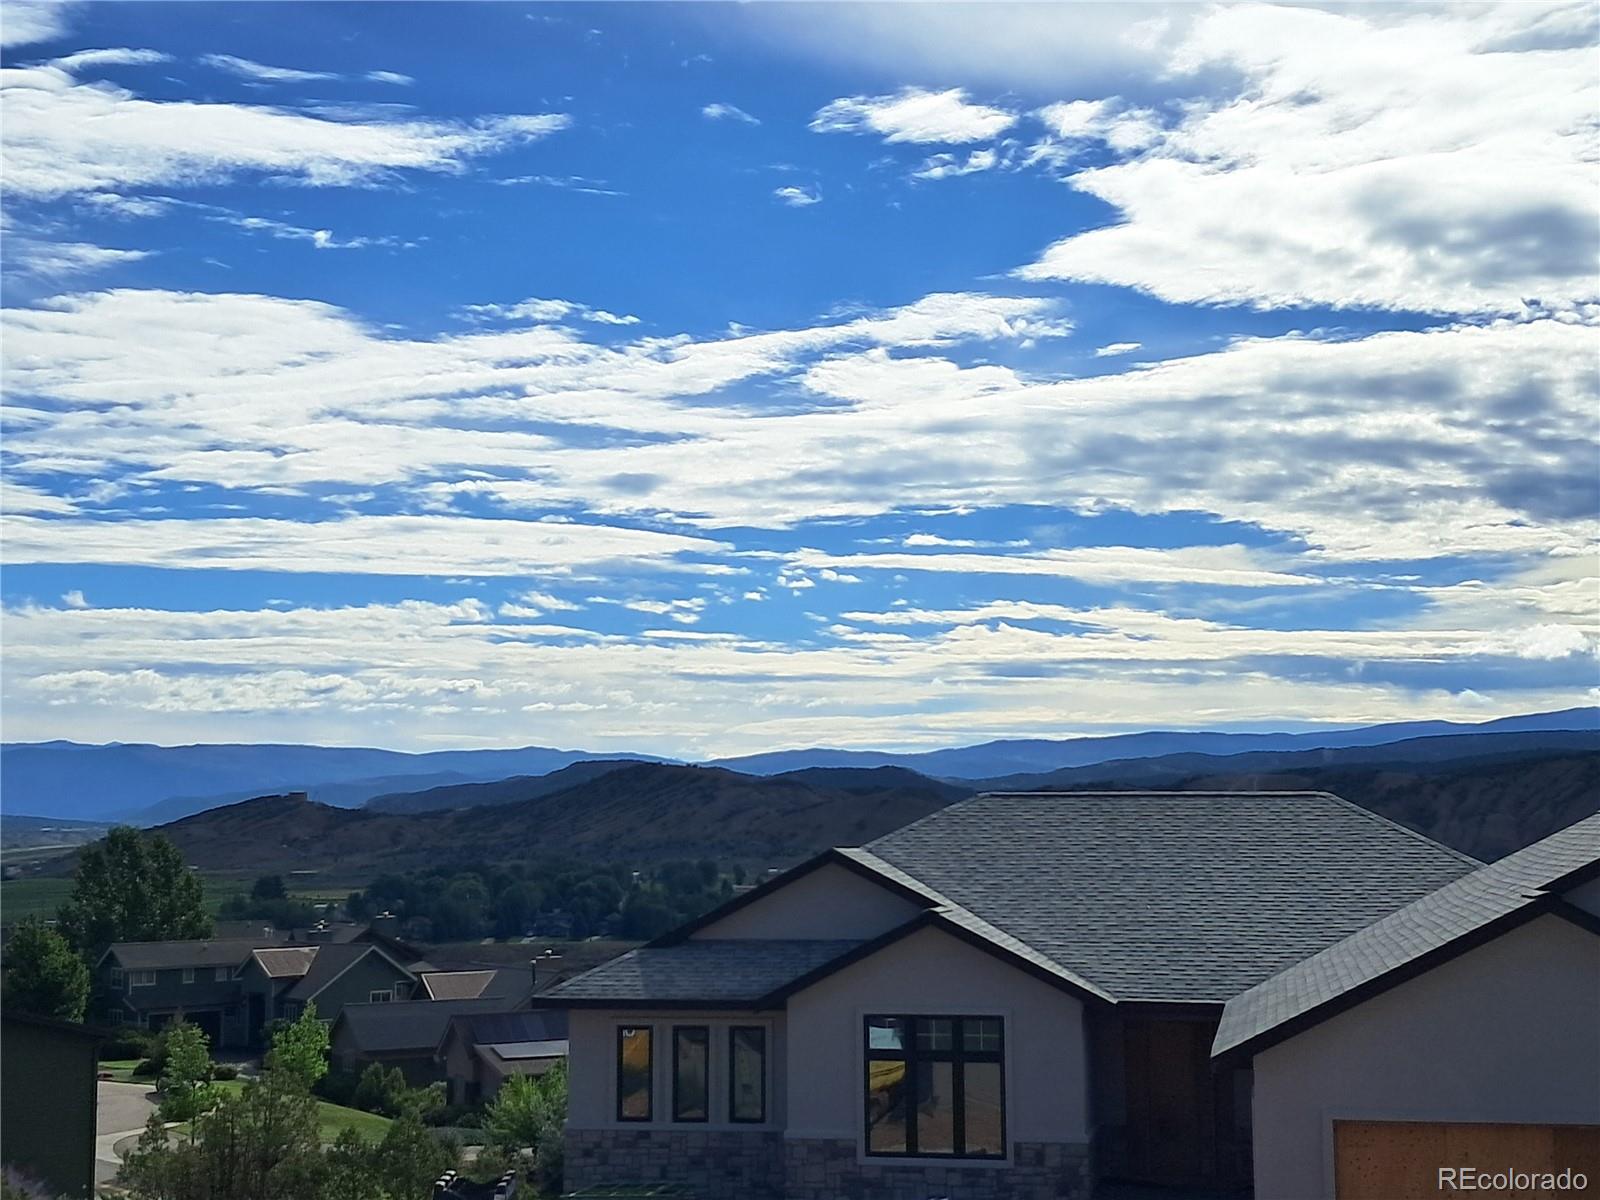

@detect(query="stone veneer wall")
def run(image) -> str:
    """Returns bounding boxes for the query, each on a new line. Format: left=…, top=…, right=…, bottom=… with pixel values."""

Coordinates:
left=782, top=1138, right=1093, bottom=1200
left=567, top=1130, right=1091, bottom=1200
left=566, top=1128, right=784, bottom=1199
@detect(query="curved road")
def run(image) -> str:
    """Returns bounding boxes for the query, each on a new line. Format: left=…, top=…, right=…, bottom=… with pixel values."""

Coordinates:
left=95, top=1081, right=156, bottom=1185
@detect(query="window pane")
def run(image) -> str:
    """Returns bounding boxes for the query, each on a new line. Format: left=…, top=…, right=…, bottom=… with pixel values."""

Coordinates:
left=730, top=1027, right=765, bottom=1122
left=867, top=1016, right=906, bottom=1051
left=673, top=1027, right=708, bottom=1121
left=962, top=1062, right=1004, bottom=1156
left=618, top=1026, right=652, bottom=1121
left=962, top=1018, right=1002, bottom=1054
left=915, top=1018, right=953, bottom=1052
left=914, top=1061, right=955, bottom=1154
left=866, top=1058, right=908, bottom=1152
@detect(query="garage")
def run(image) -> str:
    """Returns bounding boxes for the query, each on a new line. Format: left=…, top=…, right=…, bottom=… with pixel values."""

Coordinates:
left=1333, top=1120, right=1600, bottom=1199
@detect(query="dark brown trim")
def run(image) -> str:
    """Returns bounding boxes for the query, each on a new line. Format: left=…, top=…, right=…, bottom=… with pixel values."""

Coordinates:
left=1115, top=1000, right=1226, bottom=1018
left=862, top=1014, right=1007, bottom=1160
left=1548, top=854, right=1600, bottom=894
left=1213, top=893, right=1561, bottom=1067
left=528, top=996, right=773, bottom=1011
left=727, top=1025, right=767, bottom=1124
left=671, top=1025, right=710, bottom=1123
left=1551, top=898, right=1600, bottom=937
left=648, top=848, right=938, bottom=947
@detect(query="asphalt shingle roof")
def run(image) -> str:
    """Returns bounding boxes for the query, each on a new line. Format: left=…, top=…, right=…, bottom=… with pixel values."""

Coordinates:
left=107, top=939, right=267, bottom=970
left=1214, top=810, right=1600, bottom=1058
left=420, top=968, right=529, bottom=1001
left=286, top=943, right=395, bottom=1001
left=864, top=792, right=1481, bottom=1004
left=336, top=996, right=517, bottom=1053
left=543, top=939, right=863, bottom=1005
left=252, top=947, right=318, bottom=979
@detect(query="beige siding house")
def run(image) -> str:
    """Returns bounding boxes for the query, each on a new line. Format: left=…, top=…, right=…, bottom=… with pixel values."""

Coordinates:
left=537, top=792, right=1600, bottom=1200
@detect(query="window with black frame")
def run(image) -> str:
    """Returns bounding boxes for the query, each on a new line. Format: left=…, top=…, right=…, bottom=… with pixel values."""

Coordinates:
left=617, top=1025, right=653, bottom=1121
left=864, top=1015, right=1005, bottom=1159
left=672, top=1026, right=709, bottom=1121
left=729, top=1025, right=766, bottom=1123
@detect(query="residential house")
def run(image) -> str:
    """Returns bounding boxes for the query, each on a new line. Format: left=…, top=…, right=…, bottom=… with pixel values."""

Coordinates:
left=93, top=921, right=426, bottom=1046
left=538, top=791, right=1598, bottom=1200
left=1, top=1011, right=105, bottom=1198
left=437, top=1009, right=569, bottom=1105
left=1214, top=810, right=1600, bottom=1199
left=330, top=993, right=530, bottom=1085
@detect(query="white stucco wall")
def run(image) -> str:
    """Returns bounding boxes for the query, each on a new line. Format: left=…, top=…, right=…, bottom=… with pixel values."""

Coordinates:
left=1252, top=914, right=1600, bottom=1200
left=693, top=862, right=924, bottom=940
left=566, top=1007, right=786, bottom=1131
left=784, top=923, right=1091, bottom=1152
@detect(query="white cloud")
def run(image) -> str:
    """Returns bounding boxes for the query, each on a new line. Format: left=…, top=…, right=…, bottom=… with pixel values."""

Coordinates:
left=811, top=87, right=1015, bottom=144
left=0, top=514, right=730, bottom=576
left=465, top=297, right=640, bottom=325
left=0, top=65, right=570, bottom=197
left=701, top=101, right=759, bottom=125
left=60, top=589, right=88, bottom=609
left=198, top=54, right=338, bottom=83
left=1, top=0, right=76, bottom=48
left=774, top=184, right=821, bottom=207
left=911, top=148, right=998, bottom=181
left=50, top=47, right=170, bottom=71
left=1020, top=5, right=1600, bottom=314
left=365, top=70, right=414, bottom=86
left=795, top=545, right=1314, bottom=588
left=7, top=239, right=150, bottom=277
left=1094, top=342, right=1140, bottom=357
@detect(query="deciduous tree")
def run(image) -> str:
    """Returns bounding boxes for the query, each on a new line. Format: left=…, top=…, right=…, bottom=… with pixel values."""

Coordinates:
left=57, top=827, right=210, bottom=956
left=1, top=918, right=90, bottom=1022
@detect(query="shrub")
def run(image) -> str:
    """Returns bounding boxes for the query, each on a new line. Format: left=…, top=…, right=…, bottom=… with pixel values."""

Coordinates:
left=100, top=1032, right=157, bottom=1061
left=132, top=1058, right=159, bottom=1078
left=313, top=1066, right=361, bottom=1108
left=211, top=1063, right=239, bottom=1081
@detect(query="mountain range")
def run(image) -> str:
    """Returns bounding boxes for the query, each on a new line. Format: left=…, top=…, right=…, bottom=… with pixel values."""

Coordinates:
left=4, top=707, right=1594, bottom=824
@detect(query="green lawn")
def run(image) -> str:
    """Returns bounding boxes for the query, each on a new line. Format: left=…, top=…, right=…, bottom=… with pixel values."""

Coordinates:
left=98, top=1058, right=148, bottom=1082
left=2, top=873, right=265, bottom=923
left=206, top=1080, right=392, bottom=1143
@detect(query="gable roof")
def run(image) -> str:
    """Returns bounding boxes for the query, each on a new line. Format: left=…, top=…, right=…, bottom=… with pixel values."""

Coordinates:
left=540, top=939, right=864, bottom=1008
left=285, top=942, right=414, bottom=1002
left=102, top=939, right=267, bottom=971
left=861, top=791, right=1480, bottom=1004
left=438, top=1009, right=568, bottom=1057
left=419, top=968, right=528, bottom=1001
left=252, top=947, right=319, bottom=979
left=1213, top=810, right=1600, bottom=1062
left=332, top=995, right=517, bottom=1054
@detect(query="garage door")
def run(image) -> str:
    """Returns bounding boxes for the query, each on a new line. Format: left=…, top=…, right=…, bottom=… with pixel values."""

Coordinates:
left=1334, top=1120, right=1600, bottom=1199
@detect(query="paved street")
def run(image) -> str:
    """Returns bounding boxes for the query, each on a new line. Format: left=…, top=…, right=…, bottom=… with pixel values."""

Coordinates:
left=95, top=1080, right=156, bottom=1185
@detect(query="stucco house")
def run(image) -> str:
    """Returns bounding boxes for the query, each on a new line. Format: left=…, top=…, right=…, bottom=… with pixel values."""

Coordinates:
left=537, top=792, right=1600, bottom=1200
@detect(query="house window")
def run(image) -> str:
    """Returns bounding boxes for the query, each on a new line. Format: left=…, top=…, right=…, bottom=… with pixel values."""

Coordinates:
left=182, top=968, right=196, bottom=984
left=368, top=990, right=393, bottom=1004
left=109, top=968, right=124, bottom=989
left=672, top=1027, right=709, bottom=1122
left=616, top=1026, right=653, bottom=1122
left=130, top=971, right=156, bottom=988
left=215, top=967, right=230, bottom=982
left=108, top=1009, right=124, bottom=1026
left=864, top=1015, right=1005, bottom=1159
left=729, top=1026, right=766, bottom=1123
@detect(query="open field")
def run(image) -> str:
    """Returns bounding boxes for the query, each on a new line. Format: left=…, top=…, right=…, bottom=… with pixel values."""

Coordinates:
left=2, top=873, right=265, bottom=923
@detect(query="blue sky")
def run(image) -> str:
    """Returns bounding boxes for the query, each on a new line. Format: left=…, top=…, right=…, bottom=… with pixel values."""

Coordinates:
left=1, top=0, right=1596, bottom=756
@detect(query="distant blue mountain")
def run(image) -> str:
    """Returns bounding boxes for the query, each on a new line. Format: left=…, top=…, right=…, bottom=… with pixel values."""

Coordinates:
left=704, top=707, right=1600, bottom=779
left=0, top=742, right=672, bottom=823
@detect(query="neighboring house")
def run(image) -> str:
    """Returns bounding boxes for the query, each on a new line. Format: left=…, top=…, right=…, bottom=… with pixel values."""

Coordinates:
left=537, top=790, right=1571, bottom=1200
left=417, top=965, right=534, bottom=1001
left=1214, top=810, right=1600, bottom=1199
left=96, top=937, right=277, bottom=1047
left=93, top=922, right=426, bottom=1047
left=437, top=1009, right=569, bottom=1105
left=1, top=1011, right=104, bottom=1198
left=330, top=993, right=532, bottom=1085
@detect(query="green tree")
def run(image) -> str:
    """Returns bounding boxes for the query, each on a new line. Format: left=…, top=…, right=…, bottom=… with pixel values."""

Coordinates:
left=369, top=1114, right=458, bottom=1199
left=1, top=918, right=90, bottom=1021
left=251, top=874, right=288, bottom=901
left=57, top=826, right=210, bottom=957
left=267, top=1002, right=329, bottom=1090
left=484, top=1061, right=567, bottom=1193
left=158, top=1019, right=215, bottom=1126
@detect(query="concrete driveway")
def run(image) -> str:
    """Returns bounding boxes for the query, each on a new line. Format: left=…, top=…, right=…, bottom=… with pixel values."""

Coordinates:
left=95, top=1080, right=156, bottom=1185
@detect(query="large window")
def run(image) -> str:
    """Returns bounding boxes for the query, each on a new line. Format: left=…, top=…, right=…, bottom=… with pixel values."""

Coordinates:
left=130, top=970, right=156, bottom=988
left=617, top=1026, right=653, bottom=1122
left=672, top=1027, right=709, bottom=1122
left=864, top=1015, right=1005, bottom=1159
left=729, top=1026, right=766, bottom=1123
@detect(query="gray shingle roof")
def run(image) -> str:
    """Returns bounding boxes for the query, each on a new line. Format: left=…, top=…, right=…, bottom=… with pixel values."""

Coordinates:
left=1214, top=810, right=1600, bottom=1059
left=420, top=968, right=529, bottom=1001
left=252, top=947, right=318, bottom=979
left=286, top=943, right=406, bottom=1001
left=106, top=939, right=266, bottom=970
left=864, top=792, right=1481, bottom=1004
left=542, top=939, right=862, bottom=1005
left=335, top=996, right=519, bottom=1053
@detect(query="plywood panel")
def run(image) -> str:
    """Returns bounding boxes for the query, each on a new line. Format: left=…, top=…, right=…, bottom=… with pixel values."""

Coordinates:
left=1335, top=1121, right=1600, bottom=1200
